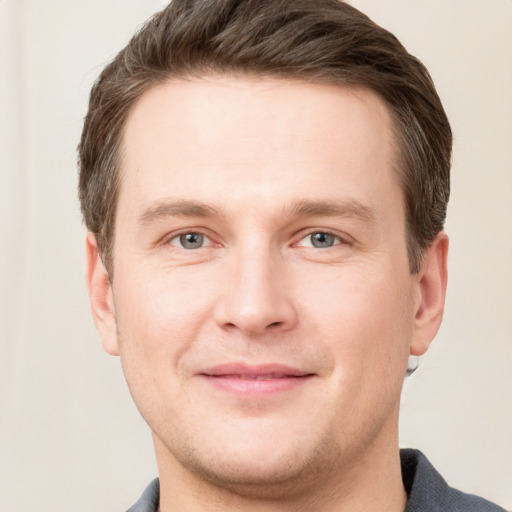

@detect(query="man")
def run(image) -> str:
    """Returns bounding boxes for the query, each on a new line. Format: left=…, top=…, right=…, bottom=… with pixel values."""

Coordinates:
left=78, top=1, right=506, bottom=511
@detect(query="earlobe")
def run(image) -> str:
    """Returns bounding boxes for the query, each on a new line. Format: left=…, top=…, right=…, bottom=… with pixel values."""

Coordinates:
left=85, top=233, right=119, bottom=356
left=410, top=232, right=449, bottom=356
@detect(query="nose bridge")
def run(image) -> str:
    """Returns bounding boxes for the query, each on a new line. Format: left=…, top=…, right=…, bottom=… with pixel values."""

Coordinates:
left=214, top=238, right=297, bottom=335
left=237, top=242, right=276, bottom=302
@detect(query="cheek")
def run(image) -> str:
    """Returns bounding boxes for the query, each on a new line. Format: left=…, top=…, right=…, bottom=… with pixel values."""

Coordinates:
left=114, top=265, right=215, bottom=343
left=111, top=269, right=210, bottom=401
left=112, top=273, right=205, bottom=425
left=300, top=266, right=414, bottom=379
left=307, top=271, right=413, bottom=439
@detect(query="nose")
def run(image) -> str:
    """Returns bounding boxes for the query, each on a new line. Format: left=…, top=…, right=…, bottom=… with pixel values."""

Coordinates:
left=213, top=245, right=298, bottom=336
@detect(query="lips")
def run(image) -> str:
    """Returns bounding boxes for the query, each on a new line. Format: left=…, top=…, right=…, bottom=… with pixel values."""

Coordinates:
left=199, top=364, right=314, bottom=396
left=202, top=363, right=311, bottom=378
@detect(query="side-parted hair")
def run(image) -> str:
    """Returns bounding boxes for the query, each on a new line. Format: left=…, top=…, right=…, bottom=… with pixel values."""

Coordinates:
left=78, top=0, right=451, bottom=276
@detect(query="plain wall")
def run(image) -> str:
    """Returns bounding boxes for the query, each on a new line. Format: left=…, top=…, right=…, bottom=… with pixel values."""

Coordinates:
left=0, top=1, right=511, bottom=510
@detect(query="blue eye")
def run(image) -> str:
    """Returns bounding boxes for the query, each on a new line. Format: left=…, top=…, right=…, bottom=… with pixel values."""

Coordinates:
left=309, top=232, right=336, bottom=248
left=171, top=232, right=205, bottom=249
left=295, top=231, right=348, bottom=249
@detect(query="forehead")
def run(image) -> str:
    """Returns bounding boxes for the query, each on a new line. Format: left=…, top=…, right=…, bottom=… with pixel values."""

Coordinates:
left=119, top=76, right=401, bottom=221
left=123, top=76, right=395, bottom=159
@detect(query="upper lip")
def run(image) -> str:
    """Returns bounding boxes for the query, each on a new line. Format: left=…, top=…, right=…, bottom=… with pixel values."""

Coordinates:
left=199, top=363, right=313, bottom=379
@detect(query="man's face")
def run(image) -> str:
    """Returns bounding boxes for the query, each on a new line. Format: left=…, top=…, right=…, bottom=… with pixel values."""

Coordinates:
left=89, top=77, right=444, bottom=492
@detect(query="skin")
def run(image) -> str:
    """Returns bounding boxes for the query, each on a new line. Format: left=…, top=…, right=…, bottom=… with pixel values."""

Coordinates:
left=86, top=76, right=448, bottom=511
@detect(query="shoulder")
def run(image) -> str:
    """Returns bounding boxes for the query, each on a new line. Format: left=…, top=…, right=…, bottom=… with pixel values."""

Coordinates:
left=401, top=449, right=508, bottom=512
left=125, top=478, right=159, bottom=512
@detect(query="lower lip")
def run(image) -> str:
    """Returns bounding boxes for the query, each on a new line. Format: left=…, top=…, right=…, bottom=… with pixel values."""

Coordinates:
left=201, top=375, right=313, bottom=396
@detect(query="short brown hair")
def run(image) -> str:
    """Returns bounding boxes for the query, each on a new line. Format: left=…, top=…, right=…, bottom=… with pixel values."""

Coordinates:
left=78, top=0, right=451, bottom=275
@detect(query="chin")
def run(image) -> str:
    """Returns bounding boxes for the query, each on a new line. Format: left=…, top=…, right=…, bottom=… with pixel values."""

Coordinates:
left=160, top=426, right=341, bottom=500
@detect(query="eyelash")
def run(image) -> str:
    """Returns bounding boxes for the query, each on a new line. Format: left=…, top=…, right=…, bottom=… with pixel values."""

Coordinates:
left=293, top=230, right=352, bottom=249
left=167, top=231, right=217, bottom=250
left=165, top=229, right=352, bottom=251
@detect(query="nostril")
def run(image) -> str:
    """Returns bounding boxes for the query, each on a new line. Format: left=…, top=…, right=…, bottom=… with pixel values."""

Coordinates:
left=268, top=322, right=282, bottom=329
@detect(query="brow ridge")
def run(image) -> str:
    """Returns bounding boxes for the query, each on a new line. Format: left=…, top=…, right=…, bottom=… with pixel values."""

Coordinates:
left=138, top=199, right=219, bottom=226
left=138, top=197, right=376, bottom=226
left=285, top=198, right=376, bottom=222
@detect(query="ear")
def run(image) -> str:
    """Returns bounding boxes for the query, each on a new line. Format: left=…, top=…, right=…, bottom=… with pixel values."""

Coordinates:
left=410, top=232, right=449, bottom=356
left=85, top=233, right=119, bottom=356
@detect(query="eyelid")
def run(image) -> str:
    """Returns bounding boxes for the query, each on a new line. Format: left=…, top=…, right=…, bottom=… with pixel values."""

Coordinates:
left=292, top=229, right=354, bottom=248
left=163, top=228, right=220, bottom=249
left=158, top=227, right=353, bottom=250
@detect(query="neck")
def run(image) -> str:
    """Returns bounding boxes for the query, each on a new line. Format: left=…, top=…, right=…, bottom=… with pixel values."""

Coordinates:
left=154, top=423, right=407, bottom=512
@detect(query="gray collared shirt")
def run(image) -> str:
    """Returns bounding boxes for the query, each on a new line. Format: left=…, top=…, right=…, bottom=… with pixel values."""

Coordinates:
left=126, top=449, right=507, bottom=511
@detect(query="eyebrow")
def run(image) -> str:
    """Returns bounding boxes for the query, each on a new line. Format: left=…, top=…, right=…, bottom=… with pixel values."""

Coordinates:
left=138, top=199, right=220, bottom=226
left=284, top=198, right=376, bottom=223
left=138, top=197, right=376, bottom=226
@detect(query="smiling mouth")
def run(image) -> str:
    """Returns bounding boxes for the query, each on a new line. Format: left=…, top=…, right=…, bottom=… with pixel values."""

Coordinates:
left=199, top=364, right=315, bottom=395
left=211, top=373, right=303, bottom=380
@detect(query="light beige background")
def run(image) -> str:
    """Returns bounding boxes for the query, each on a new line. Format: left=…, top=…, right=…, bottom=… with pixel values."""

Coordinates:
left=0, top=1, right=511, bottom=510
